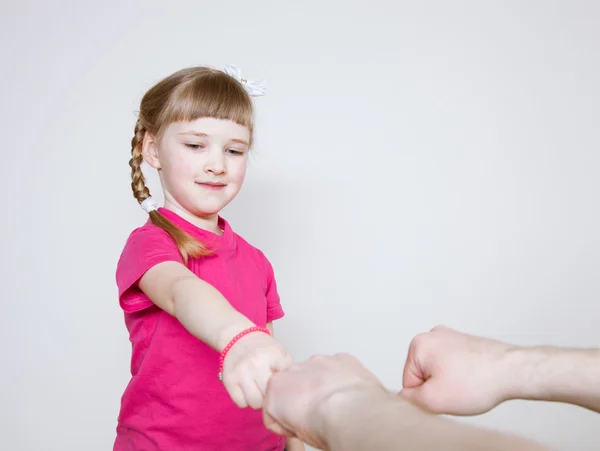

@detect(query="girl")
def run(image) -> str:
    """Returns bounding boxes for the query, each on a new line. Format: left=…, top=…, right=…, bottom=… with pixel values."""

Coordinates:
left=114, top=65, right=304, bottom=451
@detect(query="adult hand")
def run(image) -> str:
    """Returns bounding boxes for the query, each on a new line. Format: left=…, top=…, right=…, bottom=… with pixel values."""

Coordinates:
left=263, top=353, right=389, bottom=450
left=401, top=325, right=516, bottom=415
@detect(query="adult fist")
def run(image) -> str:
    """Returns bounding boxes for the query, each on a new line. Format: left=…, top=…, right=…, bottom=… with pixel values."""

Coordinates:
left=401, top=325, right=516, bottom=415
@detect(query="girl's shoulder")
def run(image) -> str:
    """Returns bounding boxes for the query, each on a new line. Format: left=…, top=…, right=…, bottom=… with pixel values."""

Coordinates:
left=122, top=220, right=177, bottom=249
left=117, top=221, right=182, bottom=270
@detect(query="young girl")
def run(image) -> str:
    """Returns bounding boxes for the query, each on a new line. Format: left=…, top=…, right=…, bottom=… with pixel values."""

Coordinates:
left=114, top=65, right=304, bottom=451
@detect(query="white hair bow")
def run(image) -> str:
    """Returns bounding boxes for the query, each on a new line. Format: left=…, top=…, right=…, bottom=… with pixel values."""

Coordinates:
left=223, top=64, right=266, bottom=97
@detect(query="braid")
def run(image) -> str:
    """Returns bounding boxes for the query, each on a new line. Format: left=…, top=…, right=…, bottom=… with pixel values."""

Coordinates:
left=129, top=120, right=151, bottom=204
left=127, top=118, right=213, bottom=263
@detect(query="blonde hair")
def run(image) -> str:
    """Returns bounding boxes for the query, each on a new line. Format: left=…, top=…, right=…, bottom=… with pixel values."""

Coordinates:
left=129, top=66, right=255, bottom=263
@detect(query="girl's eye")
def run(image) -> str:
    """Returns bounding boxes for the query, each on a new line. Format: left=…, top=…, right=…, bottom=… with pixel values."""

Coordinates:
left=185, top=143, right=205, bottom=150
left=227, top=149, right=244, bottom=155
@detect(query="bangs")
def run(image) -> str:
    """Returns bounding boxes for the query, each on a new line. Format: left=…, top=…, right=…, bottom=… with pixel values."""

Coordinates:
left=158, top=70, right=254, bottom=134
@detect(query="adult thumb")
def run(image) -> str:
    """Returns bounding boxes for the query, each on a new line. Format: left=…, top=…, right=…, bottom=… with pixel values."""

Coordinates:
left=399, top=383, right=440, bottom=414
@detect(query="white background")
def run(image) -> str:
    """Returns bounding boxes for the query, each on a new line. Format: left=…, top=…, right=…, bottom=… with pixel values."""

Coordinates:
left=1, top=1, right=599, bottom=450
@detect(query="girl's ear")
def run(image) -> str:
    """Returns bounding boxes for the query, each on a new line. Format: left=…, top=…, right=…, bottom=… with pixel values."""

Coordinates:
left=142, top=133, right=161, bottom=169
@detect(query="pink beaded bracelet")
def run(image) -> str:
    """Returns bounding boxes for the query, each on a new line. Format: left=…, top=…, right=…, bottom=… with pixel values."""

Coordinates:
left=218, top=326, right=271, bottom=381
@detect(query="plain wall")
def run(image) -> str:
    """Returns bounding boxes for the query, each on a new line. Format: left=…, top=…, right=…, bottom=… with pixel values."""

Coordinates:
left=1, top=1, right=599, bottom=450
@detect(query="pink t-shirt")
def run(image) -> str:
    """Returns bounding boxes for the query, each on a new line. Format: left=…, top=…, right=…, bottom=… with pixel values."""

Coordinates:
left=113, top=208, right=285, bottom=451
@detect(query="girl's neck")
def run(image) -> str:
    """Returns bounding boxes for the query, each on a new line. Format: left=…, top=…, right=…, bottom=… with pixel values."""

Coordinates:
left=162, top=202, right=222, bottom=235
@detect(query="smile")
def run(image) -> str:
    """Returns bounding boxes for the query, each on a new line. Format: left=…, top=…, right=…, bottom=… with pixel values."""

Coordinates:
left=196, top=182, right=227, bottom=190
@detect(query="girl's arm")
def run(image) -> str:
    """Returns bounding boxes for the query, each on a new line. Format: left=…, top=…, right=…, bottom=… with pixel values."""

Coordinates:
left=139, top=261, right=255, bottom=350
left=138, top=261, right=293, bottom=410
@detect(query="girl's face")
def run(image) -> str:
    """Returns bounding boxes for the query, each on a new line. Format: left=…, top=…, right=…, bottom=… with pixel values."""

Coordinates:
left=142, top=117, right=250, bottom=228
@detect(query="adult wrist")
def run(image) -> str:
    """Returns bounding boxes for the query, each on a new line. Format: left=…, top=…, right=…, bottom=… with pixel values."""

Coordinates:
left=506, top=345, right=600, bottom=405
left=503, top=345, right=556, bottom=402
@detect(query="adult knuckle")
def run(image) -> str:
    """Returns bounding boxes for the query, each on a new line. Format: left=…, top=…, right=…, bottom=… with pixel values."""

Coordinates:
left=409, top=332, right=429, bottom=351
left=309, top=354, right=327, bottom=362
left=431, top=324, right=450, bottom=333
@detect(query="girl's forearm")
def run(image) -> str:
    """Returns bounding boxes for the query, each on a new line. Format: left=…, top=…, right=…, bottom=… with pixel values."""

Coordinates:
left=171, top=275, right=254, bottom=351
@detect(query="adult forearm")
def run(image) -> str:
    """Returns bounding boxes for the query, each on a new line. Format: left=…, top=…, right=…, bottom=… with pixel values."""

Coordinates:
left=171, top=276, right=254, bottom=351
left=322, top=392, right=549, bottom=451
left=507, top=346, right=600, bottom=413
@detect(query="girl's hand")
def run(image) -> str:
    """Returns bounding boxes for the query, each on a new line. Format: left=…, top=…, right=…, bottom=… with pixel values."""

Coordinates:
left=221, top=330, right=293, bottom=409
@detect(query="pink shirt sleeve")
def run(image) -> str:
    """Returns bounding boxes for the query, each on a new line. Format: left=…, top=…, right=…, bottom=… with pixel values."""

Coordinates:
left=116, top=225, right=184, bottom=313
left=259, top=252, right=285, bottom=322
